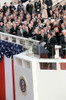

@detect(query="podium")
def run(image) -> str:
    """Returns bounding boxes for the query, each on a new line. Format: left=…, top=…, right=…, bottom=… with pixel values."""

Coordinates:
left=32, top=45, right=49, bottom=69
left=14, top=49, right=66, bottom=100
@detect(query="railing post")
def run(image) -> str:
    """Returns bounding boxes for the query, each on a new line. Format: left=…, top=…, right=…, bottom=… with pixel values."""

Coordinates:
left=8, top=36, right=12, bottom=42
left=16, top=38, right=20, bottom=44
left=56, top=62, right=61, bottom=70
left=55, top=45, right=61, bottom=59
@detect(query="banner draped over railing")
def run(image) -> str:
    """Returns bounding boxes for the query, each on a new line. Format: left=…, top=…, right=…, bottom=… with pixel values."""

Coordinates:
left=0, top=40, right=25, bottom=62
left=0, top=40, right=26, bottom=100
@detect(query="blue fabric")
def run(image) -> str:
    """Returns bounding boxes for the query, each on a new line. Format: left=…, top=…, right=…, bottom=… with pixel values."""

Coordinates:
left=17, top=5, right=24, bottom=13
left=40, top=46, right=49, bottom=55
left=0, top=40, right=25, bottom=62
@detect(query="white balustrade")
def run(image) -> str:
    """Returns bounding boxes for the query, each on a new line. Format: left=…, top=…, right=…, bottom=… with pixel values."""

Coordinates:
left=14, top=52, right=66, bottom=100
left=0, top=32, right=39, bottom=49
left=0, top=32, right=62, bottom=58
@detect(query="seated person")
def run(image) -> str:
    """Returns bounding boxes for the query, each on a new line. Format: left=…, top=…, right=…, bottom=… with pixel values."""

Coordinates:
left=23, top=26, right=29, bottom=38
left=10, top=22, right=18, bottom=35
left=32, top=29, right=42, bottom=41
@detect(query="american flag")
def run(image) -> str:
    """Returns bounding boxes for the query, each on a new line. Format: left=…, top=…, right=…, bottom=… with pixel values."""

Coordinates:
left=0, top=40, right=25, bottom=100
left=0, top=40, right=25, bottom=61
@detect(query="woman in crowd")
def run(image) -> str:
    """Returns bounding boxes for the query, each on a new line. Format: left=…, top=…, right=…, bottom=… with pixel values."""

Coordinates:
left=41, top=0, right=48, bottom=19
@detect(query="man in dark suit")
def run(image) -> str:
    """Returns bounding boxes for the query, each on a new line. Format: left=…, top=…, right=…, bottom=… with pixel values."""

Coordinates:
left=26, top=0, right=33, bottom=15
left=10, top=22, right=18, bottom=35
left=23, top=27, right=29, bottom=38
left=60, top=30, right=66, bottom=57
left=28, top=24, right=33, bottom=37
left=45, top=32, right=57, bottom=69
left=46, top=32, right=56, bottom=57
left=45, top=0, right=53, bottom=9
left=2, top=2, right=8, bottom=16
left=32, top=29, right=42, bottom=41
left=45, top=0, right=53, bottom=17
left=51, top=30, right=58, bottom=45
left=54, top=27, right=60, bottom=45
left=9, top=2, right=16, bottom=14
left=60, top=30, right=66, bottom=45
left=63, top=2, right=66, bottom=10
left=34, top=0, right=41, bottom=14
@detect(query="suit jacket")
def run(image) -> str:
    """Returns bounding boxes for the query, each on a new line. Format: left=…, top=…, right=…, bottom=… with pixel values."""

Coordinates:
left=55, top=32, right=60, bottom=45
left=28, top=28, right=33, bottom=37
left=45, top=37, right=56, bottom=57
left=45, top=0, right=53, bottom=7
left=9, top=5, right=16, bottom=14
left=17, top=29, right=23, bottom=36
left=52, top=36, right=58, bottom=45
left=44, top=34, right=48, bottom=42
left=3, top=6, right=8, bottom=14
left=23, top=31, right=29, bottom=38
left=10, top=27, right=17, bottom=35
left=34, top=1, right=41, bottom=12
left=60, top=34, right=66, bottom=45
left=63, top=5, right=66, bottom=10
left=26, top=3, right=33, bottom=15
left=32, top=34, right=42, bottom=41
left=60, top=34, right=66, bottom=56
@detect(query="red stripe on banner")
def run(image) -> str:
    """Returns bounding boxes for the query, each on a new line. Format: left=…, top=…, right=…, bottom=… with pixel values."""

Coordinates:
left=0, top=56, right=6, bottom=100
left=12, top=60, right=16, bottom=100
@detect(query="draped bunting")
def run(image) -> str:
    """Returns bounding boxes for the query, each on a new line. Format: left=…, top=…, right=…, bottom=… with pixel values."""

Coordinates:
left=0, top=40, right=25, bottom=61
left=0, top=40, right=26, bottom=100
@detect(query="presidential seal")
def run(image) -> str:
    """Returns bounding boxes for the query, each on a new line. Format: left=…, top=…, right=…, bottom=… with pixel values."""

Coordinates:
left=19, top=76, right=28, bottom=96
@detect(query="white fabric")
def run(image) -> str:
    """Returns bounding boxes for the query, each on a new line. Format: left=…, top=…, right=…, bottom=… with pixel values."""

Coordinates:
left=4, top=55, right=13, bottom=100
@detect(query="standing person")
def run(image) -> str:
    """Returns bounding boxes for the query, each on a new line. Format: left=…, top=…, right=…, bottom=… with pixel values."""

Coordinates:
left=60, top=30, right=66, bottom=58
left=26, top=0, right=33, bottom=15
left=41, top=0, right=48, bottom=19
left=17, top=1, right=24, bottom=14
left=9, top=2, right=16, bottom=15
left=45, top=0, right=53, bottom=17
left=2, top=2, right=8, bottom=16
left=28, top=24, right=33, bottom=37
left=54, top=27, right=60, bottom=45
left=63, top=2, right=66, bottom=10
left=34, top=0, right=41, bottom=14
left=45, top=32, right=56, bottom=69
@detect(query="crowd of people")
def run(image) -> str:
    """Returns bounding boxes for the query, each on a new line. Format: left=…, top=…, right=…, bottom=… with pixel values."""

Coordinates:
left=0, top=0, right=66, bottom=58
